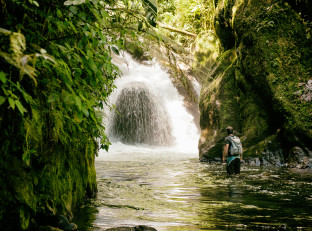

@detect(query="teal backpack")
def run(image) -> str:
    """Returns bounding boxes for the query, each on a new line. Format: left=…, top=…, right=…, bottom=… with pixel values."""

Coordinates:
left=229, top=136, right=242, bottom=156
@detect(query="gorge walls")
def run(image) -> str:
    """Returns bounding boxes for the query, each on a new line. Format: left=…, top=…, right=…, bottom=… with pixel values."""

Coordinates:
left=0, top=108, right=97, bottom=230
left=198, top=0, right=312, bottom=167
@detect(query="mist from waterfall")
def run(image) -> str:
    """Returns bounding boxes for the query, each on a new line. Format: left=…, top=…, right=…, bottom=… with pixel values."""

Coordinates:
left=99, top=52, right=199, bottom=158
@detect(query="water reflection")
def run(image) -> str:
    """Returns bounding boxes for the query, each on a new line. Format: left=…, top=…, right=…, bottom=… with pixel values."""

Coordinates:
left=73, top=151, right=312, bottom=231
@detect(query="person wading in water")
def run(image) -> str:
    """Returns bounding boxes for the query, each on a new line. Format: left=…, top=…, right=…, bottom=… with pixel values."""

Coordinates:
left=222, top=126, right=243, bottom=175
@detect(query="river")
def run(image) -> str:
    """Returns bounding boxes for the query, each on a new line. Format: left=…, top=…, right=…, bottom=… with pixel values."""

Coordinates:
left=73, top=53, right=312, bottom=231
left=74, top=144, right=312, bottom=231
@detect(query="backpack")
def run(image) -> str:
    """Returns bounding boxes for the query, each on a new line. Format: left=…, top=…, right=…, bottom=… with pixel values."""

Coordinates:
left=229, top=136, right=242, bottom=156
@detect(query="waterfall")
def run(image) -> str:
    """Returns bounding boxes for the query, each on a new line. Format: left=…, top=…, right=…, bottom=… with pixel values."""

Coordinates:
left=103, top=52, right=199, bottom=155
left=109, top=82, right=173, bottom=146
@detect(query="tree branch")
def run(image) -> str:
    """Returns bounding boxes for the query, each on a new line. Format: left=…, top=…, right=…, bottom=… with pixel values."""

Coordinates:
left=157, top=22, right=197, bottom=39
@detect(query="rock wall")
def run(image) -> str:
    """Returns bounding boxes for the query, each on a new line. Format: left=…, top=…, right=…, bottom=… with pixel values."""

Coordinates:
left=0, top=108, right=97, bottom=230
left=198, top=0, right=312, bottom=167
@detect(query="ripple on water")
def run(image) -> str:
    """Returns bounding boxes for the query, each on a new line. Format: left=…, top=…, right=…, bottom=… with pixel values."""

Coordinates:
left=74, top=150, right=312, bottom=231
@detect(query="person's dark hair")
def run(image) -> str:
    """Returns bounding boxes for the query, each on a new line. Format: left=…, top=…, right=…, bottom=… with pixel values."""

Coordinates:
left=226, top=126, right=233, bottom=135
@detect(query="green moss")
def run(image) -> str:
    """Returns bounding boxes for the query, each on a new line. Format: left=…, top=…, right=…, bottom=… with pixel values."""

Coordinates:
left=243, top=134, right=282, bottom=160
left=199, top=0, right=312, bottom=162
left=199, top=49, right=243, bottom=159
left=0, top=108, right=97, bottom=229
left=199, top=47, right=275, bottom=160
left=193, top=31, right=220, bottom=73
left=20, top=208, right=30, bottom=230
left=214, top=0, right=237, bottom=50
left=234, top=0, right=312, bottom=145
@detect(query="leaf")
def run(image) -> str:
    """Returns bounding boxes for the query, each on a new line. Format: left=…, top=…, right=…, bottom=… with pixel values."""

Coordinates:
left=22, top=91, right=32, bottom=103
left=100, top=139, right=111, bottom=151
left=48, top=93, right=59, bottom=103
left=78, top=92, right=87, bottom=101
left=74, top=110, right=83, bottom=123
left=15, top=100, right=27, bottom=115
left=112, top=46, right=119, bottom=55
left=66, top=84, right=75, bottom=94
left=74, top=68, right=82, bottom=78
left=92, top=9, right=103, bottom=24
left=81, top=103, right=89, bottom=117
left=8, top=98, right=15, bottom=109
left=2, top=87, right=9, bottom=96
left=64, top=0, right=85, bottom=5
left=0, top=96, right=5, bottom=105
left=68, top=21, right=78, bottom=34
left=56, top=9, right=62, bottom=18
left=22, top=151, right=31, bottom=167
left=69, top=6, right=78, bottom=14
left=74, top=95, right=81, bottom=110
left=68, top=95, right=76, bottom=104
left=100, top=144, right=109, bottom=152
left=138, top=21, right=143, bottom=31
left=90, top=111, right=97, bottom=123
left=0, top=72, right=7, bottom=84
left=10, top=92, right=19, bottom=99
left=33, top=1, right=39, bottom=7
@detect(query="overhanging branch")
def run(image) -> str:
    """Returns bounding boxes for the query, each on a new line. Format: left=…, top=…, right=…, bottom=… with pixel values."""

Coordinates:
left=157, top=22, right=197, bottom=39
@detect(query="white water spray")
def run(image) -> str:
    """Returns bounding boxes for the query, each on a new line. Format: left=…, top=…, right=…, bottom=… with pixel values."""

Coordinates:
left=98, top=52, right=199, bottom=159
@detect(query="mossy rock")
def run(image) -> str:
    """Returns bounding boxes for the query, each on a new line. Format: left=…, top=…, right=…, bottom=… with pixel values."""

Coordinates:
left=124, top=39, right=152, bottom=62
left=198, top=49, right=274, bottom=160
left=234, top=0, right=312, bottom=148
left=244, top=133, right=285, bottom=167
left=0, top=109, right=97, bottom=230
left=214, top=0, right=236, bottom=50
left=193, top=31, right=220, bottom=74
left=199, top=0, right=312, bottom=161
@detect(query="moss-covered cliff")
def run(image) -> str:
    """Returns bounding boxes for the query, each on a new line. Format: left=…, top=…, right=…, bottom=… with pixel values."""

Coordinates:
left=0, top=0, right=121, bottom=229
left=198, top=0, right=312, bottom=167
left=0, top=107, right=97, bottom=230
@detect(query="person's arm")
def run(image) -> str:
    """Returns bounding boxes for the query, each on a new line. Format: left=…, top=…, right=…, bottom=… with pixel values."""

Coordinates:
left=222, top=144, right=229, bottom=162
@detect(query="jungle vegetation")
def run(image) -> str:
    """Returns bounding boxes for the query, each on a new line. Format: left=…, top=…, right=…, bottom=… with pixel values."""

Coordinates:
left=0, top=1, right=215, bottom=228
left=0, top=0, right=213, bottom=154
left=0, top=0, right=216, bottom=229
left=1, top=0, right=312, bottom=229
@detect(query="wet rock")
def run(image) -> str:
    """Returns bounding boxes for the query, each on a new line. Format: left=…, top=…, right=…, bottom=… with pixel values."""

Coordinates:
left=288, top=146, right=312, bottom=169
left=245, top=158, right=261, bottom=166
left=261, top=147, right=285, bottom=167
left=105, top=226, right=157, bottom=231
left=38, top=226, right=63, bottom=231
left=56, top=215, right=77, bottom=231
left=277, top=224, right=287, bottom=231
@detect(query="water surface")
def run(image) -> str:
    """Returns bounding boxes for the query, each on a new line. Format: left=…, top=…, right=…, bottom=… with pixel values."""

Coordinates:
left=74, top=144, right=312, bottom=231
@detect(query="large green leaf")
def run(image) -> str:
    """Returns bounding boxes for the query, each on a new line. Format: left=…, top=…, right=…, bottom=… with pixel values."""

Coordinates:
left=15, top=100, right=27, bottom=115
left=0, top=96, right=5, bottom=105
left=0, top=72, right=7, bottom=84
left=8, top=98, right=15, bottom=109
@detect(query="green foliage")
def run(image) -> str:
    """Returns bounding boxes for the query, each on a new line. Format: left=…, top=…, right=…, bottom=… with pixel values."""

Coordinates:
left=158, top=0, right=215, bottom=45
left=0, top=0, right=163, bottom=155
left=1, top=0, right=193, bottom=227
left=0, top=0, right=220, bottom=229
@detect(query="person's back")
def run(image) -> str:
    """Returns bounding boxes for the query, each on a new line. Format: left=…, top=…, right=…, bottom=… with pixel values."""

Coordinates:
left=222, top=126, right=243, bottom=175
